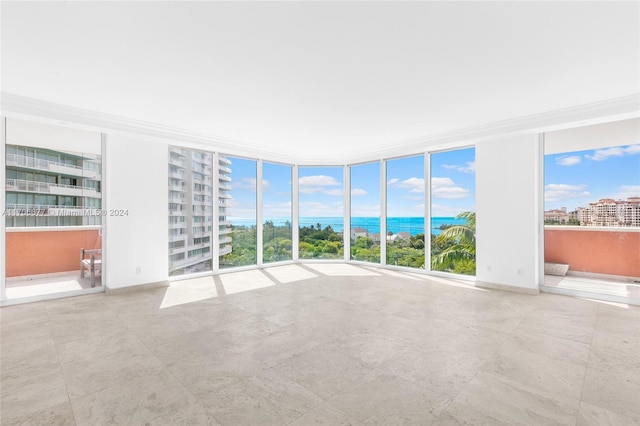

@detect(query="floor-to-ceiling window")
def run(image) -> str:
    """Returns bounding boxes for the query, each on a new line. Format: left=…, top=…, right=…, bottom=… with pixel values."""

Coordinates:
left=386, top=155, right=425, bottom=268
left=429, top=147, right=476, bottom=275
left=168, top=146, right=213, bottom=276
left=298, top=166, right=344, bottom=259
left=220, top=156, right=257, bottom=268
left=4, top=118, right=104, bottom=299
left=350, top=161, right=380, bottom=263
left=262, top=162, right=293, bottom=263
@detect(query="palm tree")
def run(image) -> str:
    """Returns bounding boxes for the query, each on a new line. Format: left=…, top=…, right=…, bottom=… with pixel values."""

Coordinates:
left=431, top=211, right=476, bottom=271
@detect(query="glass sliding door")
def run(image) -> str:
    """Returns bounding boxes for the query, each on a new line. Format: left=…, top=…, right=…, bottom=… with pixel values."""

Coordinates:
left=430, top=147, right=476, bottom=275
left=298, top=166, right=344, bottom=259
left=4, top=118, right=104, bottom=299
left=386, top=155, right=425, bottom=268
left=168, top=146, right=213, bottom=276
left=350, top=162, right=380, bottom=263
left=262, top=162, right=292, bottom=263
left=219, top=156, right=257, bottom=268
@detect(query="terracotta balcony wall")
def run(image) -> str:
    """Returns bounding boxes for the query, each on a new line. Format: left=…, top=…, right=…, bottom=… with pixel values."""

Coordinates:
left=6, top=227, right=101, bottom=278
left=544, top=226, right=640, bottom=278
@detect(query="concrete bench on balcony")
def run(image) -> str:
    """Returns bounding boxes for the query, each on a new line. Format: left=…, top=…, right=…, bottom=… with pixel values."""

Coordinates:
left=80, top=248, right=102, bottom=287
left=544, top=262, right=569, bottom=276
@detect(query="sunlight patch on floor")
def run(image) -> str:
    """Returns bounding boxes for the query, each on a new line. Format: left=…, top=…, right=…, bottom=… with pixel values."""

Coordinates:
left=304, top=263, right=381, bottom=277
left=219, top=269, right=275, bottom=295
left=263, top=264, right=318, bottom=284
left=160, top=276, right=218, bottom=309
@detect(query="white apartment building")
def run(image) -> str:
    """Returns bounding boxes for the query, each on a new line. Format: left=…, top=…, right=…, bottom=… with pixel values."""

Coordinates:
left=5, top=144, right=102, bottom=227
left=168, top=147, right=231, bottom=275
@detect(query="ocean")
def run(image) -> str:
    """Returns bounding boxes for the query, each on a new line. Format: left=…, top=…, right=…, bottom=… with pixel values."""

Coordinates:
left=234, top=216, right=467, bottom=236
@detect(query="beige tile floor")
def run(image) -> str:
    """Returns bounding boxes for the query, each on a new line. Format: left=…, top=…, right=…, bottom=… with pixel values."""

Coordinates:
left=1, top=263, right=639, bottom=425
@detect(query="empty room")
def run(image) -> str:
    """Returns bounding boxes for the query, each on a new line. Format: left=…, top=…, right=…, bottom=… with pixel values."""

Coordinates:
left=1, top=1, right=639, bottom=425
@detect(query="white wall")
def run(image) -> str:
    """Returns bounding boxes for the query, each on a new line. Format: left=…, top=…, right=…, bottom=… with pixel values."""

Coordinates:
left=6, top=117, right=102, bottom=154
left=475, top=134, right=542, bottom=292
left=105, top=133, right=168, bottom=289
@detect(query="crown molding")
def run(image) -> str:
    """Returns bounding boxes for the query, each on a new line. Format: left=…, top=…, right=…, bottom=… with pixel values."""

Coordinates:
left=0, top=92, right=299, bottom=164
left=2, top=92, right=638, bottom=165
left=346, top=93, right=640, bottom=164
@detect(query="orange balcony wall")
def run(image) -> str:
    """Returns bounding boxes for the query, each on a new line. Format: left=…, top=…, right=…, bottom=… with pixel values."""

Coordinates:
left=545, top=226, right=640, bottom=278
left=6, top=228, right=101, bottom=278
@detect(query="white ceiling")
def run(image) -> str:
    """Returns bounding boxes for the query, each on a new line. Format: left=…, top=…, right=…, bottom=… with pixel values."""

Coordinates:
left=1, top=1, right=639, bottom=162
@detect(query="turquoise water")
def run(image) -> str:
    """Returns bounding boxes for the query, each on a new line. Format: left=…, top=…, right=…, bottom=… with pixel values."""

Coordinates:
left=236, top=216, right=467, bottom=236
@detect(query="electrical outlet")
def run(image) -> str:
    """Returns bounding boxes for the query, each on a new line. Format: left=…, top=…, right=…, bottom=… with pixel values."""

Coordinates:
left=135, top=266, right=141, bottom=274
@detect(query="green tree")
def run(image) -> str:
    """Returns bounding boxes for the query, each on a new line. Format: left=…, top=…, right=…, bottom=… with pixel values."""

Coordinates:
left=431, top=211, right=476, bottom=274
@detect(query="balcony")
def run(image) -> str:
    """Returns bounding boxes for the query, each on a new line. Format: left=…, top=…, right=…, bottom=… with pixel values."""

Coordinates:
left=169, top=156, right=186, bottom=167
left=6, top=179, right=101, bottom=198
left=544, top=226, right=640, bottom=303
left=169, top=234, right=186, bottom=242
left=6, top=227, right=102, bottom=278
left=169, top=252, right=211, bottom=269
left=169, top=170, right=186, bottom=180
left=6, top=153, right=100, bottom=179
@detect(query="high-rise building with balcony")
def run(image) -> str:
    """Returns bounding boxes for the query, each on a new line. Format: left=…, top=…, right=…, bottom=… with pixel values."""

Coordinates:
left=168, top=148, right=231, bottom=275
left=5, top=144, right=102, bottom=227
left=218, top=156, right=233, bottom=256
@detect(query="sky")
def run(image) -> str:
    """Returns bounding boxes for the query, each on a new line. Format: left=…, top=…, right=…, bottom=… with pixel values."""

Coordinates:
left=544, top=144, right=640, bottom=211
left=226, top=147, right=477, bottom=220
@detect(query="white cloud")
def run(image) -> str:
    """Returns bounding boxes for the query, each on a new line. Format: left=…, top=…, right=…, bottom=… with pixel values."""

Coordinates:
left=299, top=175, right=340, bottom=187
left=232, top=178, right=269, bottom=190
left=431, top=203, right=474, bottom=217
left=299, top=175, right=342, bottom=195
left=350, top=204, right=381, bottom=216
left=263, top=201, right=292, bottom=218
left=544, top=183, right=590, bottom=203
left=388, top=177, right=424, bottom=193
left=625, top=144, right=640, bottom=155
left=585, top=144, right=640, bottom=161
left=299, top=201, right=344, bottom=217
left=387, top=202, right=424, bottom=217
left=612, top=185, right=640, bottom=200
left=555, top=155, right=581, bottom=166
left=431, top=177, right=471, bottom=199
left=351, top=188, right=368, bottom=196
left=442, top=161, right=476, bottom=174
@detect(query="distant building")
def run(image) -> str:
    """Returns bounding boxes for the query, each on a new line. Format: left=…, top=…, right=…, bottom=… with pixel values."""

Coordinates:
left=579, top=197, right=640, bottom=227
left=350, top=227, right=369, bottom=240
left=387, top=231, right=411, bottom=242
left=370, top=233, right=381, bottom=244
left=544, top=207, right=570, bottom=223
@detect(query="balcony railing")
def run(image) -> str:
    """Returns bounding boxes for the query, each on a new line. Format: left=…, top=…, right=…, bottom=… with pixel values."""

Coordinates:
left=6, top=153, right=100, bottom=179
left=6, top=179, right=101, bottom=198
